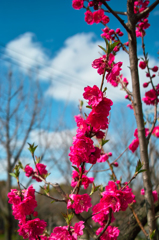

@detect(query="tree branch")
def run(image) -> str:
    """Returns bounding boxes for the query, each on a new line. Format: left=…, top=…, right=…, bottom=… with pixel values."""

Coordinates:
left=135, top=0, right=159, bottom=23
left=104, top=10, right=127, bottom=16
left=100, top=0, right=131, bottom=33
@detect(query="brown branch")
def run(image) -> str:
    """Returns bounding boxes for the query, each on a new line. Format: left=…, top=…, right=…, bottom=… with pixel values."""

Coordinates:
left=33, top=173, right=67, bottom=201
left=20, top=183, right=64, bottom=202
left=95, top=208, right=112, bottom=240
left=100, top=0, right=131, bottom=33
left=104, top=9, right=127, bottom=16
left=135, top=0, right=159, bottom=23
left=128, top=204, right=149, bottom=239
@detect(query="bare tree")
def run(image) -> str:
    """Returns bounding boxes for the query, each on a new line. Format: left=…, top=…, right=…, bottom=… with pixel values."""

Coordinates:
left=0, top=68, right=49, bottom=240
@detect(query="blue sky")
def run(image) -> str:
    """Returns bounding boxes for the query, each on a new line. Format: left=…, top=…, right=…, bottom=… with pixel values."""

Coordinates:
left=0, top=1, right=159, bottom=184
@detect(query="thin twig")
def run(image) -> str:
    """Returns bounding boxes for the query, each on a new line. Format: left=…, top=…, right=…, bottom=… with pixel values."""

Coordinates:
left=95, top=208, right=112, bottom=240
left=32, top=173, right=67, bottom=201
left=128, top=204, right=149, bottom=239
left=104, top=9, right=127, bottom=16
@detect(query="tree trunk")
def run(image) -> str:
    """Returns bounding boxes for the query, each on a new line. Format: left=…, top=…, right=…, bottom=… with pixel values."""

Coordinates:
left=127, top=0, right=156, bottom=237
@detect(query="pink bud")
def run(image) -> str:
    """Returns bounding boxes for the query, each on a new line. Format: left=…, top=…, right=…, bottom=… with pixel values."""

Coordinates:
left=33, top=211, right=38, bottom=217
left=146, top=72, right=150, bottom=77
left=125, top=42, right=129, bottom=46
left=125, top=94, right=129, bottom=99
left=116, top=180, right=120, bottom=184
left=118, top=31, right=124, bottom=36
left=113, top=162, right=118, bottom=167
left=152, top=74, right=156, bottom=78
left=133, top=200, right=136, bottom=203
left=109, top=29, right=115, bottom=35
left=116, top=28, right=120, bottom=34
left=141, top=189, right=145, bottom=195
left=151, top=66, right=158, bottom=72
left=139, top=61, right=147, bottom=69
left=127, top=104, right=133, bottom=109
left=143, top=82, right=149, bottom=88
left=108, top=152, right=112, bottom=157
left=88, top=1, right=94, bottom=7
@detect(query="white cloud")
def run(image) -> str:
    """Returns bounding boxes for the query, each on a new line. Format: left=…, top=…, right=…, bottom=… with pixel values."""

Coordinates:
left=4, top=32, right=159, bottom=104
left=29, top=128, right=76, bottom=150
left=5, top=32, right=49, bottom=70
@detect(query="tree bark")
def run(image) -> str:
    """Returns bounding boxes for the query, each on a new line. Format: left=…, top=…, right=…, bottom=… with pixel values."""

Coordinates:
left=127, top=0, right=156, bottom=236
left=118, top=200, right=159, bottom=240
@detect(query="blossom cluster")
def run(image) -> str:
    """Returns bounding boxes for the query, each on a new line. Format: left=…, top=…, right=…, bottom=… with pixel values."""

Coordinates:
left=8, top=185, right=47, bottom=239
left=25, top=163, right=48, bottom=182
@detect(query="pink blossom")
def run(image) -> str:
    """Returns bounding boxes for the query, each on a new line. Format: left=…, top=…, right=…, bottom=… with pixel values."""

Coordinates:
left=151, top=66, right=158, bottom=72
left=86, top=97, right=113, bottom=131
left=92, top=202, right=115, bottom=226
left=106, top=62, right=122, bottom=87
left=18, top=218, right=47, bottom=240
left=49, top=226, right=72, bottom=240
left=93, top=9, right=104, bottom=24
left=139, top=61, right=147, bottom=69
left=25, top=165, right=34, bottom=177
left=74, top=115, right=89, bottom=136
left=102, top=15, right=109, bottom=24
left=142, top=89, right=158, bottom=105
left=69, top=135, right=96, bottom=166
left=8, top=189, right=21, bottom=205
left=96, top=226, right=120, bottom=240
left=141, top=189, right=145, bottom=195
left=134, top=128, right=149, bottom=138
left=152, top=126, right=159, bottom=138
left=73, top=221, right=85, bottom=238
left=88, top=1, right=94, bottom=7
left=141, top=189, right=158, bottom=202
left=152, top=190, right=158, bottom=202
left=122, top=77, right=129, bottom=87
left=129, top=138, right=139, bottom=153
left=67, top=194, right=92, bottom=214
left=71, top=168, right=94, bottom=189
left=84, top=11, right=94, bottom=25
left=72, top=0, right=83, bottom=10
left=127, top=104, right=133, bottom=110
left=97, top=153, right=109, bottom=163
left=32, top=163, right=48, bottom=182
left=83, top=85, right=103, bottom=107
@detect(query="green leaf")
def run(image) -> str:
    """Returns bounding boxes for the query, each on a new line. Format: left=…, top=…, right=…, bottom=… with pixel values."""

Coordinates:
left=101, top=139, right=109, bottom=146
left=28, top=143, right=38, bottom=155
left=150, top=229, right=156, bottom=239
left=135, top=159, right=143, bottom=173
left=86, top=105, right=92, bottom=109
left=103, top=87, right=107, bottom=93
left=108, top=41, right=120, bottom=54
left=80, top=100, right=83, bottom=107
left=9, top=173, right=17, bottom=178
left=90, top=183, right=101, bottom=195
left=98, top=45, right=107, bottom=53
left=72, top=166, right=80, bottom=173
left=50, top=200, right=55, bottom=204
left=99, top=185, right=104, bottom=192
left=102, top=36, right=109, bottom=51
left=138, top=169, right=146, bottom=173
